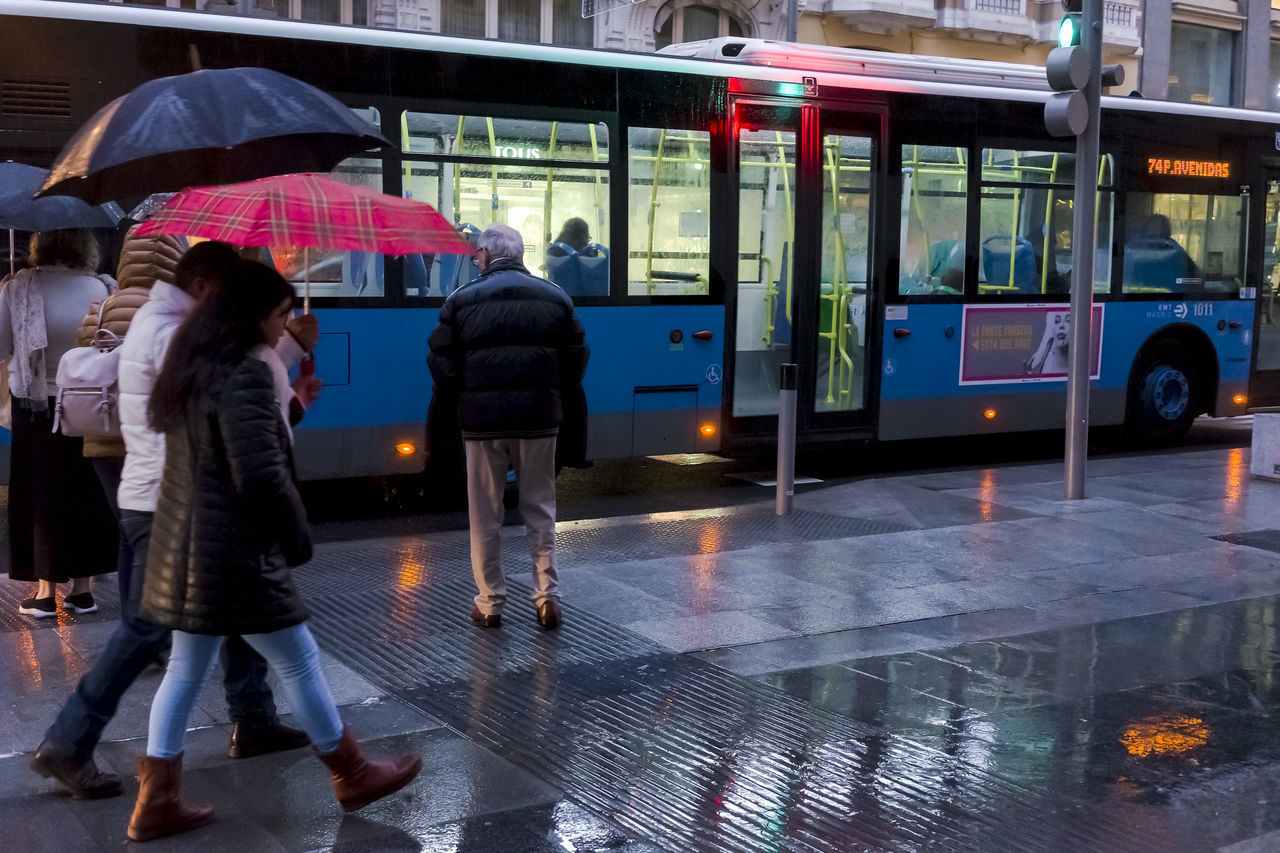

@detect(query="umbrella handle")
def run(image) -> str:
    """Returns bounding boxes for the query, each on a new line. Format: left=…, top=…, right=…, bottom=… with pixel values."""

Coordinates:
left=303, top=246, right=310, bottom=314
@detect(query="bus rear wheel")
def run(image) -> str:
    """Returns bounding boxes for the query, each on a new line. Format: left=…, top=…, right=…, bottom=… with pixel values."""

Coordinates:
left=1126, top=339, right=1199, bottom=445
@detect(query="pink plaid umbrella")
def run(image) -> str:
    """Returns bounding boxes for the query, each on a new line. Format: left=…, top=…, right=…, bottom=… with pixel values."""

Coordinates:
left=136, top=172, right=474, bottom=309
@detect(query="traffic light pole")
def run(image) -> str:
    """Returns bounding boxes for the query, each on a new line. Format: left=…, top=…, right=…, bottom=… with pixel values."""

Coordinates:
left=1064, top=0, right=1102, bottom=499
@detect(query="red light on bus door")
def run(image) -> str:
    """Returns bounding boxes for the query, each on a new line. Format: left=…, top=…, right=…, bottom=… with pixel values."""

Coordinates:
left=1233, top=395, right=1247, bottom=406
left=983, top=409, right=997, bottom=420
left=700, top=423, right=717, bottom=437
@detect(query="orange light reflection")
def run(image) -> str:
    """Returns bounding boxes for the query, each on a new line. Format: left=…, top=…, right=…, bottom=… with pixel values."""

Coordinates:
left=978, top=468, right=996, bottom=522
left=395, top=548, right=427, bottom=588
left=1224, top=446, right=1245, bottom=510
left=1121, top=715, right=1208, bottom=757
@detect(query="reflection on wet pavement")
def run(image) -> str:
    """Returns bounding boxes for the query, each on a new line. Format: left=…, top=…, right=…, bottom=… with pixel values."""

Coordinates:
left=299, top=541, right=1280, bottom=852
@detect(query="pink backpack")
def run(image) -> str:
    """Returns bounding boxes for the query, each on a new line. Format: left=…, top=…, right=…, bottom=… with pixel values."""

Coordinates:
left=53, top=328, right=122, bottom=438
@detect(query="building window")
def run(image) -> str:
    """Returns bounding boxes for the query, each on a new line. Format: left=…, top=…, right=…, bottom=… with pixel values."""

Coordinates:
left=498, top=0, right=539, bottom=41
left=1168, top=23, right=1235, bottom=106
left=553, top=0, right=594, bottom=47
left=441, top=0, right=486, bottom=37
left=440, top=0, right=591, bottom=44
left=654, top=2, right=746, bottom=50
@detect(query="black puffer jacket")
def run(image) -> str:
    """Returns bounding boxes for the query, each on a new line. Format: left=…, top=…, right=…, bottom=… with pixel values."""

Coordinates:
left=140, top=357, right=311, bottom=636
left=428, top=258, right=588, bottom=443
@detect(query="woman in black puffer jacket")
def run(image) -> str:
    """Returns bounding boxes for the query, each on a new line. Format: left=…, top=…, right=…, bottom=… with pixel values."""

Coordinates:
left=126, top=261, right=420, bottom=844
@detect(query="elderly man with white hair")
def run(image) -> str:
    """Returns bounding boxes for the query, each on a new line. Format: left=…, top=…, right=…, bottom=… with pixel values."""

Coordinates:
left=428, top=223, right=589, bottom=630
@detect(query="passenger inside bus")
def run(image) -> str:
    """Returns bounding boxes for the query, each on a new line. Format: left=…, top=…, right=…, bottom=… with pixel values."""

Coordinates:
left=547, top=216, right=608, bottom=296
left=1123, top=213, right=1199, bottom=292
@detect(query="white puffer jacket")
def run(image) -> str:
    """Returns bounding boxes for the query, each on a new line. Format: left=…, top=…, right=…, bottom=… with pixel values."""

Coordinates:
left=117, top=282, right=308, bottom=513
left=117, top=281, right=193, bottom=513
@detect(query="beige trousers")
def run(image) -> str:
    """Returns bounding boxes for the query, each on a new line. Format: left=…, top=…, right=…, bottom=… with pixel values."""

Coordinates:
left=464, top=436, right=559, bottom=615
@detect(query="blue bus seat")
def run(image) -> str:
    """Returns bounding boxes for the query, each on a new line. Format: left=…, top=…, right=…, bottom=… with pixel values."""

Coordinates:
left=576, top=243, right=609, bottom=295
left=772, top=242, right=792, bottom=348
left=342, top=251, right=384, bottom=297
left=981, top=235, right=1037, bottom=293
left=1123, top=238, right=1192, bottom=292
left=546, top=242, right=584, bottom=294
left=435, top=223, right=481, bottom=295
left=403, top=252, right=429, bottom=295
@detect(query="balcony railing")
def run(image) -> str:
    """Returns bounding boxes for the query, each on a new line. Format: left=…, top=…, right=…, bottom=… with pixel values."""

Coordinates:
left=971, top=0, right=1024, bottom=13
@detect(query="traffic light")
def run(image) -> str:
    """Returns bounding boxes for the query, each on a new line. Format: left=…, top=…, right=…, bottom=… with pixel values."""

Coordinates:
left=1057, top=4, right=1082, bottom=48
left=1045, top=0, right=1086, bottom=137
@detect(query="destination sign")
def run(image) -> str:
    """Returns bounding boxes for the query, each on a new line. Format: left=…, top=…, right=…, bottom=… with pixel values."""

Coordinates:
left=1147, top=158, right=1230, bottom=178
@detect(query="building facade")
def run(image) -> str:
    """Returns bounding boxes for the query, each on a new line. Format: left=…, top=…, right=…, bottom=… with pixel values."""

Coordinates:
left=96, top=0, right=1280, bottom=112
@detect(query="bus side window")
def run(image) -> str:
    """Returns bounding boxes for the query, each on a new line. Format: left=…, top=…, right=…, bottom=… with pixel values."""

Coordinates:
left=400, top=110, right=610, bottom=297
left=975, top=148, right=1113, bottom=297
left=899, top=144, right=967, bottom=296
left=1122, top=192, right=1243, bottom=295
left=628, top=127, right=711, bottom=296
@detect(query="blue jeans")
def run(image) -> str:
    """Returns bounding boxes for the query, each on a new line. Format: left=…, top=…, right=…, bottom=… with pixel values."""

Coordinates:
left=148, top=624, right=343, bottom=758
left=44, top=510, right=279, bottom=761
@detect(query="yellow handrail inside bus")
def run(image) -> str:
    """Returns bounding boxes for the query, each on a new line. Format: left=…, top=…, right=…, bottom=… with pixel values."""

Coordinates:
left=777, top=131, right=794, bottom=327
left=543, top=121, right=560, bottom=264
left=820, top=138, right=848, bottom=405
left=589, top=123, right=605, bottom=243
left=485, top=117, right=498, bottom=218
left=645, top=129, right=668, bottom=295
left=452, top=115, right=466, bottom=223
left=1041, top=152, right=1060, bottom=294
left=400, top=111, right=412, bottom=203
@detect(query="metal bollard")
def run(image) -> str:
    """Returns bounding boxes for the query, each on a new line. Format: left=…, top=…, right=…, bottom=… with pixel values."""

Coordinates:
left=776, top=363, right=797, bottom=516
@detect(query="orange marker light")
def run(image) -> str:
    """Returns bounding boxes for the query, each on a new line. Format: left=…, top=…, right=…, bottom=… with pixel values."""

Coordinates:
left=395, top=442, right=416, bottom=456
left=700, top=423, right=717, bottom=437
left=1233, top=394, right=1247, bottom=406
left=983, top=409, right=997, bottom=420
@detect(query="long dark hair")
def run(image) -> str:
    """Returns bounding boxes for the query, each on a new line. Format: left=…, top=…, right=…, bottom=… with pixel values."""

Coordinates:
left=149, top=259, right=295, bottom=432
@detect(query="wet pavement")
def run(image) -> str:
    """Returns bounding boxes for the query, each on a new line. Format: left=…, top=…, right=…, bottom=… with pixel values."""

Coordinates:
left=3, top=443, right=1280, bottom=850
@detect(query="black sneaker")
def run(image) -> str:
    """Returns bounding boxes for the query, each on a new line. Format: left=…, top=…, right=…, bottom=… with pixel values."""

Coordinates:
left=64, top=593, right=97, bottom=614
left=18, top=596, right=57, bottom=618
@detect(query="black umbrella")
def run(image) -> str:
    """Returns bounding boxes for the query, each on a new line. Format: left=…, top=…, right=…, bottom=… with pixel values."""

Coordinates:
left=0, top=161, right=123, bottom=276
left=37, top=67, right=391, bottom=205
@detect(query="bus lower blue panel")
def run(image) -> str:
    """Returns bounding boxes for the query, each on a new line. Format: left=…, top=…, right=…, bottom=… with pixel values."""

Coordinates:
left=878, top=300, right=1254, bottom=438
left=293, top=304, right=726, bottom=477
left=880, top=389, right=1125, bottom=441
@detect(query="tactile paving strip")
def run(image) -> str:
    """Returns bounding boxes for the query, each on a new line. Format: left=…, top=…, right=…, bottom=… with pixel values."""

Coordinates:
left=306, top=572, right=1165, bottom=853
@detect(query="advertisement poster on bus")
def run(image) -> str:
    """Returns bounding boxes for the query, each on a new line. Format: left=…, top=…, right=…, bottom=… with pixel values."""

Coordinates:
left=959, top=304, right=1104, bottom=385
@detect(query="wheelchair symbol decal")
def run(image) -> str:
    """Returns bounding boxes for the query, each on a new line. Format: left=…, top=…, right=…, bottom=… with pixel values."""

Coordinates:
left=706, top=364, right=722, bottom=384
left=884, top=358, right=897, bottom=376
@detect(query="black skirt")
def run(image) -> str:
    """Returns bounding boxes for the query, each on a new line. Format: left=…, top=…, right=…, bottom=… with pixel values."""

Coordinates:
left=7, top=397, right=118, bottom=582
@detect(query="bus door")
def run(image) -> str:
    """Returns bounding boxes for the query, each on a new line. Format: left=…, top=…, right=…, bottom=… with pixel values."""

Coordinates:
left=727, top=99, right=881, bottom=447
left=1255, top=176, right=1280, bottom=405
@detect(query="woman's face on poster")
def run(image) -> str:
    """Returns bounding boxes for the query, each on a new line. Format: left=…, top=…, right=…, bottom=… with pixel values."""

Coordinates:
left=1050, top=312, right=1070, bottom=347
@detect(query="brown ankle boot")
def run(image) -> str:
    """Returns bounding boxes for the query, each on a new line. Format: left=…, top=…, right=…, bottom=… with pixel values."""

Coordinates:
left=316, top=727, right=422, bottom=812
left=127, top=753, right=215, bottom=842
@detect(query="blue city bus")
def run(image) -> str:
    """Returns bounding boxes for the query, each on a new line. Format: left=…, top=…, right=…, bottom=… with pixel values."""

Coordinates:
left=1, top=0, right=1276, bottom=485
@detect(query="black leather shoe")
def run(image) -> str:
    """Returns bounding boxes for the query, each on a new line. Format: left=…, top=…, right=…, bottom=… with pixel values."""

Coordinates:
left=227, top=720, right=311, bottom=759
left=30, top=739, right=123, bottom=799
left=536, top=600, right=562, bottom=630
left=470, top=606, right=501, bottom=628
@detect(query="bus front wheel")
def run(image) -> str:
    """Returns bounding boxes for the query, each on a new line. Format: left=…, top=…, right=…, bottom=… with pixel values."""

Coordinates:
left=1126, top=339, right=1199, bottom=445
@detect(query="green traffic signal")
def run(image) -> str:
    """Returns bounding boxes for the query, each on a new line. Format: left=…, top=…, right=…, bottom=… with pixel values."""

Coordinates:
left=1058, top=13, right=1081, bottom=48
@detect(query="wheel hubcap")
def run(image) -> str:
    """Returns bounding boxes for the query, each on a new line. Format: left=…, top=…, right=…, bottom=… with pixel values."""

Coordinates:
left=1144, top=365, right=1190, bottom=421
